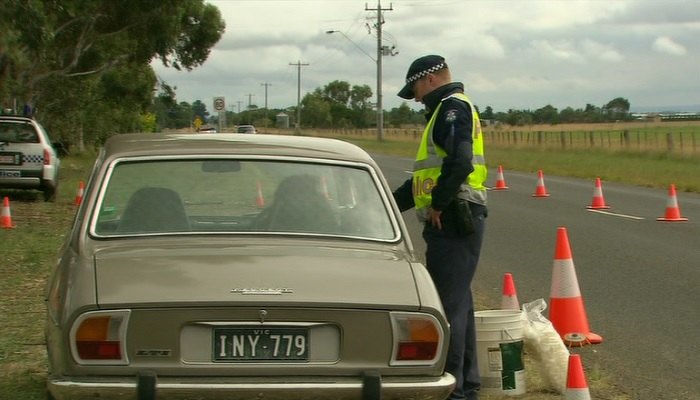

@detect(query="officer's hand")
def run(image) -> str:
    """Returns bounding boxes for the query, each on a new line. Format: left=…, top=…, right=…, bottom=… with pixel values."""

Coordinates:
left=428, top=207, right=442, bottom=230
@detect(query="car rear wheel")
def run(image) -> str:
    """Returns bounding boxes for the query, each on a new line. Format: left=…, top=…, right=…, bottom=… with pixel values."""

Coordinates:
left=42, top=180, right=58, bottom=202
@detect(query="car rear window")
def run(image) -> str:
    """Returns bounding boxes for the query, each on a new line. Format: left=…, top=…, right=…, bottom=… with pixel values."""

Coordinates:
left=0, top=121, right=39, bottom=143
left=92, top=158, right=398, bottom=241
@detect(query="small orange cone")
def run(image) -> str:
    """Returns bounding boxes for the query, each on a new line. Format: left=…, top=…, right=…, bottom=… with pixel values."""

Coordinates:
left=532, top=169, right=550, bottom=197
left=565, top=354, right=591, bottom=400
left=657, top=184, right=688, bottom=222
left=549, top=227, right=602, bottom=346
left=501, top=272, right=520, bottom=310
left=493, top=165, right=509, bottom=190
left=74, top=180, right=85, bottom=206
left=586, top=177, right=610, bottom=210
left=255, top=182, right=265, bottom=207
left=1, top=196, right=16, bottom=229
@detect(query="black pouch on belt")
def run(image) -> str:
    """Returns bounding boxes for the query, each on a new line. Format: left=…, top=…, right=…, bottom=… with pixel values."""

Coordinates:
left=456, top=199, right=475, bottom=236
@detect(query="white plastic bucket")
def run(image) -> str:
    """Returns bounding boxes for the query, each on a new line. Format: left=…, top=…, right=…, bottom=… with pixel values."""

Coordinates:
left=475, top=309, right=526, bottom=396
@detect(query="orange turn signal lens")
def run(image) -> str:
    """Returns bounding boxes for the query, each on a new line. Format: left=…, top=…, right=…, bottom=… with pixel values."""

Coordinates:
left=71, top=311, right=130, bottom=364
left=391, top=313, right=444, bottom=365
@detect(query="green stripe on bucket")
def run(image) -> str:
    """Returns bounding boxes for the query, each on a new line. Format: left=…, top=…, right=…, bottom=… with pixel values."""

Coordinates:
left=500, top=341, right=524, bottom=390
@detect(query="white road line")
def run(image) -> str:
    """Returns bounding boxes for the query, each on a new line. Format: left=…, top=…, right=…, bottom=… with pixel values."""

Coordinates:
left=586, top=209, right=645, bottom=220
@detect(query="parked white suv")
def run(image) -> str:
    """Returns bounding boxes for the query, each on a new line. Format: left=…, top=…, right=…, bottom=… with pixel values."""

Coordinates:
left=0, top=115, right=60, bottom=201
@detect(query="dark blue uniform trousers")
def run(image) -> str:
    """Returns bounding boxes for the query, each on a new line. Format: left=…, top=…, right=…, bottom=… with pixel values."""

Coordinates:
left=423, top=213, right=485, bottom=400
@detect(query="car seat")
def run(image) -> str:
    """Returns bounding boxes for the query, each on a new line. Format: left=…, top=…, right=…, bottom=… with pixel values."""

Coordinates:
left=117, top=187, right=190, bottom=233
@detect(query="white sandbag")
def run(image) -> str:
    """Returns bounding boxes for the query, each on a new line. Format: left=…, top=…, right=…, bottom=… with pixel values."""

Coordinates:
left=521, top=298, right=570, bottom=394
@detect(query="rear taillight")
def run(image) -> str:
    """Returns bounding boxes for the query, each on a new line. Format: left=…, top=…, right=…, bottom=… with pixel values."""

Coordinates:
left=390, top=312, right=444, bottom=366
left=70, top=310, right=130, bottom=365
left=43, top=149, right=50, bottom=165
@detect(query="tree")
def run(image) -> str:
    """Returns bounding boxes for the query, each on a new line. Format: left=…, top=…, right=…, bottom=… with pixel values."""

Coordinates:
left=481, top=106, right=494, bottom=120
left=301, top=90, right=332, bottom=128
left=1, top=0, right=225, bottom=147
left=1, top=0, right=225, bottom=100
left=603, top=97, right=631, bottom=120
left=192, top=100, right=209, bottom=122
left=533, top=104, right=559, bottom=124
left=349, top=84, right=373, bottom=128
left=323, top=81, right=351, bottom=105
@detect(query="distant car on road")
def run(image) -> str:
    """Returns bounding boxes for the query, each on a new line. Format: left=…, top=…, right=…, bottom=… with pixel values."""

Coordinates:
left=45, top=133, right=453, bottom=400
left=0, top=115, right=60, bottom=201
left=199, top=126, right=217, bottom=133
left=236, top=124, right=257, bottom=134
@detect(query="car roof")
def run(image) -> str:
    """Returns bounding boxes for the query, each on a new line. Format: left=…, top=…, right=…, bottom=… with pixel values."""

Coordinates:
left=0, top=115, right=36, bottom=123
left=102, top=133, right=376, bottom=165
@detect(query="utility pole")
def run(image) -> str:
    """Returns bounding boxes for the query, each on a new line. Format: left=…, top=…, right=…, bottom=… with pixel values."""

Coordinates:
left=289, top=61, right=309, bottom=133
left=245, top=93, right=255, bottom=124
left=366, top=0, right=392, bottom=141
left=246, top=93, right=255, bottom=109
left=261, top=82, right=272, bottom=128
left=236, top=101, right=242, bottom=113
left=260, top=82, right=272, bottom=109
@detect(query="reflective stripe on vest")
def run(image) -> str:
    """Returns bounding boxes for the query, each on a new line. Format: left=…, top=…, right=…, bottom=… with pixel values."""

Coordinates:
left=412, top=92, right=487, bottom=221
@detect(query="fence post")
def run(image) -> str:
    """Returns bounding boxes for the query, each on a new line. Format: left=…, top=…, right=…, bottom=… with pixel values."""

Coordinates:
left=560, top=131, right=566, bottom=149
left=666, top=132, right=673, bottom=153
left=623, top=129, right=630, bottom=149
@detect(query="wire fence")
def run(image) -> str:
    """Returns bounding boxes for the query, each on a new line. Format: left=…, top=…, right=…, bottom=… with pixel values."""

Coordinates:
left=315, top=125, right=700, bottom=156
left=486, top=129, right=699, bottom=155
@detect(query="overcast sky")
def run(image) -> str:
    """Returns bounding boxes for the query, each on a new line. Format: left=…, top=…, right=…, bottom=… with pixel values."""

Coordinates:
left=151, top=0, right=700, bottom=114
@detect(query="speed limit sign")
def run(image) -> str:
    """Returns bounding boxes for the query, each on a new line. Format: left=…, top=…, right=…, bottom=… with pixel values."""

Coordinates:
left=213, top=97, right=225, bottom=112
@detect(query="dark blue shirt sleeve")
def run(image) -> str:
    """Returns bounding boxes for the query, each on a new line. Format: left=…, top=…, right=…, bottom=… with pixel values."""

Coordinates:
left=392, top=177, right=415, bottom=212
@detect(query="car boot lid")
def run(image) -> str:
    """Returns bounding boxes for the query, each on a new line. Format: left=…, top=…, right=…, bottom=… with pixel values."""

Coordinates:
left=94, top=244, right=421, bottom=309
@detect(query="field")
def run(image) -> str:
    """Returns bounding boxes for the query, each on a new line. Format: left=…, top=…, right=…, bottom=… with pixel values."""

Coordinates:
left=299, top=120, right=700, bottom=193
left=4, top=120, right=691, bottom=399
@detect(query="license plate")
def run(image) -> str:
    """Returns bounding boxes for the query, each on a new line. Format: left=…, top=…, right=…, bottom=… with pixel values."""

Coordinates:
left=0, top=170, right=20, bottom=178
left=0, top=153, right=21, bottom=165
left=213, top=327, right=309, bottom=362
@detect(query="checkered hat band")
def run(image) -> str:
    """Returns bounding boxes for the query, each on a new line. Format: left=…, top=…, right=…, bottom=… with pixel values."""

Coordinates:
left=406, top=63, right=445, bottom=84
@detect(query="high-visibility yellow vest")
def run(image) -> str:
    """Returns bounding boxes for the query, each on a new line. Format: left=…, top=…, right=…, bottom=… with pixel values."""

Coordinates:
left=412, top=92, right=487, bottom=221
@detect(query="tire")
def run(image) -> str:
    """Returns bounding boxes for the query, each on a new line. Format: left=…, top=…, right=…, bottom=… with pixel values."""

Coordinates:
left=42, top=180, right=58, bottom=202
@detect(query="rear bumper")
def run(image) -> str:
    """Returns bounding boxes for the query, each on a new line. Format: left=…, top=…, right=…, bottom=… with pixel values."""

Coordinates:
left=0, top=176, right=41, bottom=188
left=48, top=372, right=455, bottom=400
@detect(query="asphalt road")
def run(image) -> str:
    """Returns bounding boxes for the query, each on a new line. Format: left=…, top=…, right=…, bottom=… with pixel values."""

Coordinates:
left=373, top=153, right=700, bottom=400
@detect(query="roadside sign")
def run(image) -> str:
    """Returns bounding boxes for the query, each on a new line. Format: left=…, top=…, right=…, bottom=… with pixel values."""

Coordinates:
left=213, top=97, right=225, bottom=112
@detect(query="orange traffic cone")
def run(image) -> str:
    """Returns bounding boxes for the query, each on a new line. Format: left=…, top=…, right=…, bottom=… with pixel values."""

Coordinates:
left=255, top=182, right=265, bottom=207
left=1, top=196, right=15, bottom=229
left=532, top=170, right=550, bottom=197
left=565, top=354, right=591, bottom=400
left=657, top=184, right=688, bottom=222
left=586, top=177, right=610, bottom=210
left=549, top=227, right=602, bottom=346
left=501, top=272, right=520, bottom=310
left=493, top=165, right=509, bottom=190
left=74, top=180, right=85, bottom=206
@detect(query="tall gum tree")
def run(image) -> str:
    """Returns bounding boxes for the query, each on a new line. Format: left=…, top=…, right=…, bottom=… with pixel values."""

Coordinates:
left=0, top=0, right=225, bottom=147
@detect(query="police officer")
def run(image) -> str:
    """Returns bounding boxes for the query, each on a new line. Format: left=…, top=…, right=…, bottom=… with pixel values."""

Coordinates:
left=392, top=55, right=487, bottom=400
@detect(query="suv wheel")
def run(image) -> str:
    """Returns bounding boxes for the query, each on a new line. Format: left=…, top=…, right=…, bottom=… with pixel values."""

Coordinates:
left=42, top=181, right=58, bottom=202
